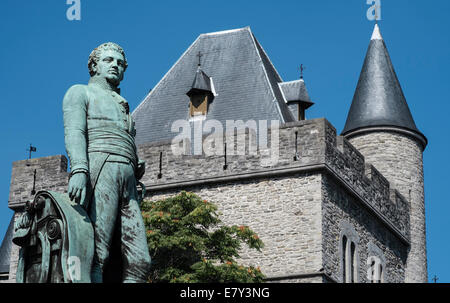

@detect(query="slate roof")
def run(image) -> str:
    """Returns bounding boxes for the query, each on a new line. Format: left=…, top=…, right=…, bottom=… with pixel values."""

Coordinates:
left=132, top=27, right=295, bottom=145
left=0, top=216, right=14, bottom=274
left=279, top=79, right=314, bottom=109
left=342, top=25, right=426, bottom=144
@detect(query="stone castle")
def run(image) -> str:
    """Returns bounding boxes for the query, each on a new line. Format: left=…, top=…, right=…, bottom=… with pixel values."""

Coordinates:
left=0, top=24, right=427, bottom=283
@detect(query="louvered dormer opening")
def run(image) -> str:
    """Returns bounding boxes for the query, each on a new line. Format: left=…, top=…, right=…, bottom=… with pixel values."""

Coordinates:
left=186, top=65, right=215, bottom=119
left=189, top=93, right=209, bottom=117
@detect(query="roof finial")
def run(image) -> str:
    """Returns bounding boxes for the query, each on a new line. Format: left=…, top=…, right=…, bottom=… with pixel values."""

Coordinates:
left=197, top=51, right=203, bottom=67
left=299, top=64, right=305, bottom=80
left=371, top=23, right=383, bottom=40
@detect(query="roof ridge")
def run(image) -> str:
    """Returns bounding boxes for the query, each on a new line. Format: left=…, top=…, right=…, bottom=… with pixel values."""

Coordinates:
left=280, top=79, right=305, bottom=85
left=250, top=34, right=296, bottom=122
left=133, top=27, right=296, bottom=144
left=251, top=34, right=283, bottom=82
left=200, top=26, right=251, bottom=37
left=133, top=27, right=253, bottom=117
left=132, top=35, right=201, bottom=116
left=277, top=82, right=289, bottom=104
left=247, top=31, right=286, bottom=122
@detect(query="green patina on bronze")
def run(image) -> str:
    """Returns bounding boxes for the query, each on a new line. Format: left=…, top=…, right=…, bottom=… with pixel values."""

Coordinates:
left=14, top=43, right=151, bottom=283
left=14, top=191, right=94, bottom=283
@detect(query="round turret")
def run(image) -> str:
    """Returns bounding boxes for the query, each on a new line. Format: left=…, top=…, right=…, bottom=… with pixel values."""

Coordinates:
left=342, top=24, right=427, bottom=283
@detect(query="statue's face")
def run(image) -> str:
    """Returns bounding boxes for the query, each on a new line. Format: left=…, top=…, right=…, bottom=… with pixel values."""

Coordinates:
left=93, top=49, right=126, bottom=85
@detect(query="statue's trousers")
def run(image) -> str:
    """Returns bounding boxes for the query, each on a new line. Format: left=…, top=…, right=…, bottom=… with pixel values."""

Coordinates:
left=87, top=152, right=151, bottom=283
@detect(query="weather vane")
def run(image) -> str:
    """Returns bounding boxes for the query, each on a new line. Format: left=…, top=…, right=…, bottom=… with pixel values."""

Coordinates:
left=299, top=64, right=306, bottom=79
left=27, top=144, right=37, bottom=160
left=197, top=51, right=203, bottom=67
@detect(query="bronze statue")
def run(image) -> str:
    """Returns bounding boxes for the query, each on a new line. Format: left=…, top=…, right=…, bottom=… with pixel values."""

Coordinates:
left=13, top=42, right=151, bottom=283
left=62, top=42, right=151, bottom=283
left=13, top=191, right=94, bottom=283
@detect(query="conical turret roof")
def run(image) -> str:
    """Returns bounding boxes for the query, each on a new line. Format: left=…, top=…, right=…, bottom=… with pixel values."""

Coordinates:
left=342, top=25, right=426, bottom=146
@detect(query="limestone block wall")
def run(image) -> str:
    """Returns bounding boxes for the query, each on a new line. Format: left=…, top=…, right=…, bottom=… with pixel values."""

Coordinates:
left=137, top=118, right=410, bottom=282
left=138, top=119, right=410, bottom=241
left=137, top=119, right=326, bottom=188
left=324, top=124, right=410, bottom=238
left=322, top=174, right=408, bottom=283
left=8, top=155, right=69, bottom=210
left=348, top=132, right=426, bottom=283
left=4, top=118, right=414, bottom=282
left=147, top=173, right=323, bottom=279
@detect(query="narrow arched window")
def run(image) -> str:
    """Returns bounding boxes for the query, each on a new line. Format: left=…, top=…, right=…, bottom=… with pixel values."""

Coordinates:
left=340, top=222, right=359, bottom=283
left=350, top=242, right=356, bottom=283
left=378, top=264, right=383, bottom=283
left=367, top=242, right=387, bottom=283
left=342, top=236, right=347, bottom=282
left=367, top=250, right=386, bottom=283
left=370, top=259, right=376, bottom=283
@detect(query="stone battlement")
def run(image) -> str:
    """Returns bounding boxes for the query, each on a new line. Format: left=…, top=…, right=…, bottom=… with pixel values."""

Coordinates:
left=137, top=118, right=410, bottom=242
left=7, top=118, right=409, bottom=243
left=8, top=155, right=69, bottom=210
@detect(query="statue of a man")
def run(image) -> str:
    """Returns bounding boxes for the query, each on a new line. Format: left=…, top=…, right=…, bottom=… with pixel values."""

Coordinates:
left=62, top=42, right=151, bottom=283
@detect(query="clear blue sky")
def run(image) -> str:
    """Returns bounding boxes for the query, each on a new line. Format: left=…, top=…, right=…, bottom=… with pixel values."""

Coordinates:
left=0, top=0, right=448, bottom=282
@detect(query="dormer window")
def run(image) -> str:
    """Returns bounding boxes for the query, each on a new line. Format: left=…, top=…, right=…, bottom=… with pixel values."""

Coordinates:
left=189, top=93, right=209, bottom=117
left=186, top=60, right=215, bottom=119
left=278, top=78, right=314, bottom=122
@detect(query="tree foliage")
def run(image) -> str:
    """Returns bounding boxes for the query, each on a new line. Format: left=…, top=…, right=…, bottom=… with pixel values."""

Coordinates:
left=141, top=191, right=265, bottom=283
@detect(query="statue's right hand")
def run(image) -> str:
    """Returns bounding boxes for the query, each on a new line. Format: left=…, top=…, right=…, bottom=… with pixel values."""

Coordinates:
left=68, top=172, right=88, bottom=205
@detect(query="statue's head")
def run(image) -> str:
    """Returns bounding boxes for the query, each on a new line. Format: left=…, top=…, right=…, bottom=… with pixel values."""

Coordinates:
left=88, top=42, right=128, bottom=85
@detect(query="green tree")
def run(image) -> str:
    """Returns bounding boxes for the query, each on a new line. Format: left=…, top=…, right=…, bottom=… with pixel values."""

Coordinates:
left=141, top=191, right=265, bottom=283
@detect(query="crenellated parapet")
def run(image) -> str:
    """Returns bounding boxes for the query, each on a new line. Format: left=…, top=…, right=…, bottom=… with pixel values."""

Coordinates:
left=7, top=119, right=410, bottom=244
left=8, top=155, right=69, bottom=211
left=135, top=118, right=410, bottom=243
left=323, top=121, right=410, bottom=241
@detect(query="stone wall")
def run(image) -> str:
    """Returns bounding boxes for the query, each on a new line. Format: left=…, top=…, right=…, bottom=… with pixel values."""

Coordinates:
left=8, top=155, right=69, bottom=210
left=137, top=118, right=410, bottom=282
left=4, top=118, right=414, bottom=282
left=324, top=125, right=410, bottom=239
left=268, top=275, right=329, bottom=283
left=348, top=131, right=426, bottom=283
left=146, top=173, right=323, bottom=279
left=322, top=174, right=408, bottom=283
left=139, top=119, right=410, bottom=242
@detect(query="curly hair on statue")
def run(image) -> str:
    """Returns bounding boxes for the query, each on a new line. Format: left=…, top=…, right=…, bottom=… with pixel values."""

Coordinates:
left=88, top=42, right=128, bottom=76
